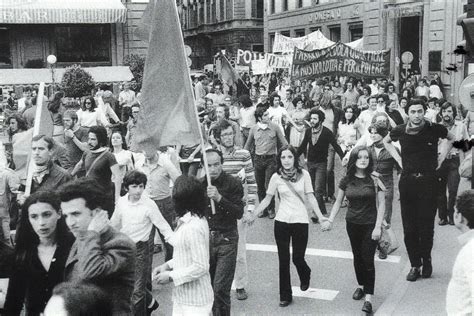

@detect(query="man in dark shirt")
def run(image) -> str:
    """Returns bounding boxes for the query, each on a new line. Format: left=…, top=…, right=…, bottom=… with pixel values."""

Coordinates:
left=63, top=110, right=88, bottom=173
left=296, top=108, right=344, bottom=220
left=202, top=149, right=244, bottom=316
left=389, top=98, right=453, bottom=282
left=30, top=135, right=72, bottom=194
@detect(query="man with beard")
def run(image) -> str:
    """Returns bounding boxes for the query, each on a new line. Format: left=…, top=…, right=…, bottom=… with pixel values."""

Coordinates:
left=296, top=109, right=344, bottom=221
left=72, top=126, right=122, bottom=216
left=209, top=104, right=242, bottom=147
left=388, top=98, right=454, bottom=281
left=214, top=119, right=257, bottom=301
left=436, top=102, right=469, bottom=226
left=63, top=110, right=89, bottom=173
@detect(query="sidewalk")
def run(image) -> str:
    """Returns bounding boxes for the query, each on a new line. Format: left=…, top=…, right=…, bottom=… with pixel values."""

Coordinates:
left=376, top=224, right=461, bottom=316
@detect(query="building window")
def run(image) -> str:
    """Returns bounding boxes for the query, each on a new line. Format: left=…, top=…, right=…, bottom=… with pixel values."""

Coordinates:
left=280, top=30, right=290, bottom=37
left=220, top=0, right=225, bottom=20
left=206, top=0, right=211, bottom=23
left=252, top=44, right=264, bottom=52
left=294, top=29, right=305, bottom=37
left=429, top=51, right=441, bottom=72
left=309, top=26, right=321, bottom=33
left=252, top=0, right=264, bottom=18
left=270, top=0, right=275, bottom=14
left=199, top=5, right=204, bottom=24
left=282, top=0, right=288, bottom=11
left=329, top=25, right=341, bottom=42
left=0, top=28, right=11, bottom=65
left=226, top=0, right=233, bottom=20
left=212, top=0, right=217, bottom=22
left=55, top=25, right=111, bottom=63
left=349, top=23, right=363, bottom=41
left=269, top=33, right=275, bottom=51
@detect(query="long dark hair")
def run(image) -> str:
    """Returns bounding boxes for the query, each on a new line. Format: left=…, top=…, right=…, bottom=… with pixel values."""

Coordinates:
left=340, top=106, right=358, bottom=124
left=346, top=146, right=373, bottom=179
left=172, top=175, right=207, bottom=218
left=82, top=96, right=97, bottom=112
left=48, top=91, right=64, bottom=114
left=109, top=129, right=128, bottom=151
left=14, top=191, right=70, bottom=265
left=276, top=145, right=302, bottom=174
left=6, top=114, right=27, bottom=138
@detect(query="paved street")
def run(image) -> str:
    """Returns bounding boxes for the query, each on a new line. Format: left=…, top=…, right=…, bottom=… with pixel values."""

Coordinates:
left=150, top=178, right=462, bottom=316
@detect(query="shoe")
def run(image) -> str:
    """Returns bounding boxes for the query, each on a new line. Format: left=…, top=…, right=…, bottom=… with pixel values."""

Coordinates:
left=300, top=278, right=310, bottom=291
left=147, top=299, right=159, bottom=314
left=236, top=288, right=248, bottom=300
left=406, top=267, right=420, bottom=282
left=311, top=216, right=319, bottom=224
left=378, top=249, right=388, bottom=260
left=438, top=219, right=448, bottom=226
left=448, top=217, right=454, bottom=225
left=279, top=300, right=292, bottom=307
left=258, top=211, right=268, bottom=218
left=268, top=211, right=276, bottom=219
left=352, top=288, right=364, bottom=300
left=362, top=301, right=373, bottom=314
left=422, top=258, right=433, bottom=278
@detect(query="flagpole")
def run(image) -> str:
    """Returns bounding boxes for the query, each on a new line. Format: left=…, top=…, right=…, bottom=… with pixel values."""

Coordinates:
left=25, top=82, right=45, bottom=197
left=171, top=0, right=216, bottom=214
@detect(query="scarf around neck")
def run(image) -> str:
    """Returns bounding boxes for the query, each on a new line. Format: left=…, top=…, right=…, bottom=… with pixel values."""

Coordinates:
left=405, top=118, right=427, bottom=135
left=280, top=167, right=298, bottom=182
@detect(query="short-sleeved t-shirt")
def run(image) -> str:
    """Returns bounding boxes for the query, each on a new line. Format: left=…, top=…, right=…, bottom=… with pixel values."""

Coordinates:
left=339, top=175, right=383, bottom=225
left=267, top=106, right=288, bottom=132
left=64, top=127, right=89, bottom=167
left=390, top=123, right=448, bottom=173
left=267, top=169, right=313, bottom=224
left=83, top=150, right=117, bottom=194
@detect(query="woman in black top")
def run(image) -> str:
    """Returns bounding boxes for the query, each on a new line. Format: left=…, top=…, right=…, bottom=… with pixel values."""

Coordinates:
left=5, top=191, right=74, bottom=316
left=324, top=146, right=385, bottom=314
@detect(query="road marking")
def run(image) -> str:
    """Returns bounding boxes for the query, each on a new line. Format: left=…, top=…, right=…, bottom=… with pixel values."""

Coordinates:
left=231, top=284, right=339, bottom=301
left=246, top=243, right=401, bottom=263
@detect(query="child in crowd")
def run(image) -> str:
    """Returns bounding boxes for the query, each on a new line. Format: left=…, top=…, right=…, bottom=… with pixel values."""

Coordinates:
left=111, top=170, right=175, bottom=315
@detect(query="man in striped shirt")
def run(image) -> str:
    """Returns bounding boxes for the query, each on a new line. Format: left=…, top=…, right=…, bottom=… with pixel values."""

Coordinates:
left=213, top=119, right=257, bottom=301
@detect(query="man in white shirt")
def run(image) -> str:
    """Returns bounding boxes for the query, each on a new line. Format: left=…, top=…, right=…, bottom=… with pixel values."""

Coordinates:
left=17, top=88, right=32, bottom=113
left=358, top=96, right=379, bottom=133
left=118, top=82, right=136, bottom=122
left=446, top=190, right=474, bottom=315
left=111, top=170, right=175, bottom=315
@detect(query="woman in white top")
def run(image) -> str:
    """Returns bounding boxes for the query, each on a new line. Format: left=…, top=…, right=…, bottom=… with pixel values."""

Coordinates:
left=109, top=130, right=135, bottom=187
left=254, top=145, right=327, bottom=307
left=338, top=106, right=359, bottom=154
left=76, top=96, right=108, bottom=128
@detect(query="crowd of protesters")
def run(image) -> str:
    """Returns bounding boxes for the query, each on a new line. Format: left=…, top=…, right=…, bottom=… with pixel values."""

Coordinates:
left=0, top=66, right=472, bottom=316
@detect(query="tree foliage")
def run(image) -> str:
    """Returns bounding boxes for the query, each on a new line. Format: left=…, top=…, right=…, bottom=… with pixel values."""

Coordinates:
left=123, top=54, right=146, bottom=91
left=60, top=65, right=95, bottom=98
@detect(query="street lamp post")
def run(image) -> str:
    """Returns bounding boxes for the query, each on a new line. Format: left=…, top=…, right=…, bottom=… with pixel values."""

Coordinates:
left=47, top=54, right=57, bottom=93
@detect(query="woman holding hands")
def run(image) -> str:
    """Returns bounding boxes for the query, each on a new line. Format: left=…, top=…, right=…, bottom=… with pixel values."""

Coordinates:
left=254, top=145, right=327, bottom=307
left=323, top=145, right=385, bottom=314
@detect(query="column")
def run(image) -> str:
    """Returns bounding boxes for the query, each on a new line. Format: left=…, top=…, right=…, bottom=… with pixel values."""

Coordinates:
left=421, top=0, right=430, bottom=78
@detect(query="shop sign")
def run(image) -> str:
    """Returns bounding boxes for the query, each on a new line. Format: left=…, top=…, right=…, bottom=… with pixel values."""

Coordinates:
left=382, top=4, right=423, bottom=18
left=292, top=42, right=391, bottom=79
left=308, top=5, right=360, bottom=23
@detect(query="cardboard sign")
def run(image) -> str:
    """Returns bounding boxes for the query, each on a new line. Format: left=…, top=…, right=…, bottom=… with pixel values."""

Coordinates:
left=291, top=42, right=390, bottom=79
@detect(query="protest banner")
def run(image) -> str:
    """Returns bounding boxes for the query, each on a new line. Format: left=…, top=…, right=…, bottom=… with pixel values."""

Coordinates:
left=266, top=53, right=292, bottom=69
left=251, top=59, right=274, bottom=75
left=291, top=42, right=390, bottom=79
left=236, top=49, right=265, bottom=66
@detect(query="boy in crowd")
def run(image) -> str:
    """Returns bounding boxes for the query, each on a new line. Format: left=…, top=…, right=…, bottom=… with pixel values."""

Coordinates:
left=111, top=170, right=175, bottom=315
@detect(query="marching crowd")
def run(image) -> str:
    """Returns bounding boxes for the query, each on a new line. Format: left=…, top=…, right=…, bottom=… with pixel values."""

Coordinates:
left=0, top=69, right=473, bottom=316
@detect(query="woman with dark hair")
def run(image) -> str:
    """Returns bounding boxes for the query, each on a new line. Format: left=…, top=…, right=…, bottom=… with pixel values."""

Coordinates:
left=152, top=175, right=214, bottom=315
left=286, top=97, right=308, bottom=151
left=253, top=145, right=327, bottom=307
left=357, top=86, right=371, bottom=111
left=385, top=99, right=404, bottom=126
left=109, top=130, right=135, bottom=195
left=338, top=106, right=360, bottom=154
left=401, top=88, right=413, bottom=101
left=77, top=96, right=108, bottom=128
left=43, top=281, right=113, bottom=316
left=325, top=146, right=385, bottom=314
left=6, top=114, right=27, bottom=143
left=4, top=191, right=74, bottom=316
left=48, top=91, right=66, bottom=143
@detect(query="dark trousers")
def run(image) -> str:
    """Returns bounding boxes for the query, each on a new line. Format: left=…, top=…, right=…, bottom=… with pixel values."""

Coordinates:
left=133, top=240, right=153, bottom=316
left=210, top=229, right=238, bottom=316
left=436, top=157, right=460, bottom=221
left=346, top=221, right=377, bottom=295
left=274, top=220, right=311, bottom=301
left=153, top=196, right=176, bottom=261
left=326, top=146, right=336, bottom=198
left=308, top=161, right=328, bottom=215
left=254, top=155, right=276, bottom=213
left=399, top=173, right=437, bottom=267
left=380, top=174, right=394, bottom=224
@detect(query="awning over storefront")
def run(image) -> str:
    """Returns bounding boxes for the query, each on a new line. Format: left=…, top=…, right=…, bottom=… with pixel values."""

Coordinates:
left=0, top=66, right=134, bottom=86
left=0, top=0, right=127, bottom=24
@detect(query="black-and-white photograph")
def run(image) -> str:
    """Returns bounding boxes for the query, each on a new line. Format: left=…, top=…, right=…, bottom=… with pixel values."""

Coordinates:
left=0, top=0, right=473, bottom=315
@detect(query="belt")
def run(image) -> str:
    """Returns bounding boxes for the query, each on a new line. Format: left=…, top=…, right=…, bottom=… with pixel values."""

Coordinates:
left=255, top=154, right=276, bottom=159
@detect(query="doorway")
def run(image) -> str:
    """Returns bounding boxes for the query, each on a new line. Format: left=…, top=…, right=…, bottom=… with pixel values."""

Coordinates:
left=399, top=16, right=420, bottom=75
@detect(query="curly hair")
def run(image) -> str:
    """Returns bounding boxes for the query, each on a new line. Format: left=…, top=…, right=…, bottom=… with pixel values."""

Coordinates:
left=456, top=190, right=474, bottom=229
